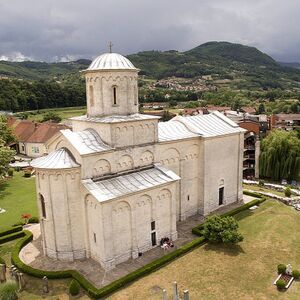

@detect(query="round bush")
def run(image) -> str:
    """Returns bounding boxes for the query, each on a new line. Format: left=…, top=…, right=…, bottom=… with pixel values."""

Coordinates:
left=277, top=264, right=286, bottom=274
left=7, top=168, right=14, bottom=176
left=284, top=187, right=292, bottom=197
left=69, top=279, right=80, bottom=296
left=276, top=279, right=286, bottom=290
left=292, top=270, right=300, bottom=279
left=24, top=171, right=31, bottom=178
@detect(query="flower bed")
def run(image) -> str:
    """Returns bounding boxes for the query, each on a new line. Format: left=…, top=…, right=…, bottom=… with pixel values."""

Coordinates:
left=274, top=273, right=294, bottom=289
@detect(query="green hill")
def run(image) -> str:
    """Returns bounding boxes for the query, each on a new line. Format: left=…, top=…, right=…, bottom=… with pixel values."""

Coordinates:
left=0, top=41, right=299, bottom=113
left=127, top=42, right=300, bottom=89
left=0, top=59, right=91, bottom=81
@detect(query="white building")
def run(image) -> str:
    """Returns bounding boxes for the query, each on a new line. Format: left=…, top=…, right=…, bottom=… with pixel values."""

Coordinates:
left=31, top=52, right=245, bottom=270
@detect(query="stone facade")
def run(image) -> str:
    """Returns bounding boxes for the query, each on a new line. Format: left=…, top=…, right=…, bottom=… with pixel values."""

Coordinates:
left=32, top=52, right=245, bottom=270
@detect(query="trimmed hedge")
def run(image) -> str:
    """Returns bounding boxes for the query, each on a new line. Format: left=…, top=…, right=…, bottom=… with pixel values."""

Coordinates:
left=242, top=190, right=264, bottom=198
left=12, top=230, right=206, bottom=299
left=0, top=225, right=23, bottom=238
left=192, top=197, right=266, bottom=237
left=11, top=194, right=267, bottom=299
left=0, top=231, right=25, bottom=245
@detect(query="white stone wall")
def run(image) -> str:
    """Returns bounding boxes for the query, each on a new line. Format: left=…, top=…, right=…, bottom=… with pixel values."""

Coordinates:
left=85, top=70, right=139, bottom=117
left=36, top=167, right=85, bottom=261
left=20, top=142, right=46, bottom=157
left=82, top=182, right=178, bottom=270
left=202, top=133, right=244, bottom=215
left=156, top=139, right=203, bottom=220
left=71, top=118, right=158, bottom=148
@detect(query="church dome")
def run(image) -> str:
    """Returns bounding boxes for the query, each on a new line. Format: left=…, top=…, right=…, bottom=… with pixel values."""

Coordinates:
left=87, top=53, right=137, bottom=71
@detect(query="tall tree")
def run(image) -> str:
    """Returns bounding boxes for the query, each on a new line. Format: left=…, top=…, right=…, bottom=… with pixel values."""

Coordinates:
left=259, top=130, right=300, bottom=181
left=0, top=116, right=16, bottom=176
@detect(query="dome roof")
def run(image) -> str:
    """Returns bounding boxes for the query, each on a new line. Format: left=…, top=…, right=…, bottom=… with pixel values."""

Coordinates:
left=87, top=53, right=137, bottom=71
left=31, top=148, right=80, bottom=169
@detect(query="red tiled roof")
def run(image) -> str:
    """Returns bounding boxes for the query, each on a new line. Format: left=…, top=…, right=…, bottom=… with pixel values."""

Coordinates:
left=26, top=123, right=69, bottom=143
left=241, top=107, right=256, bottom=114
left=8, top=119, right=69, bottom=143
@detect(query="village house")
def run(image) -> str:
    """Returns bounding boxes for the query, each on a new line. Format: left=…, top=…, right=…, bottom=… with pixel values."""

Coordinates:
left=7, top=117, right=69, bottom=157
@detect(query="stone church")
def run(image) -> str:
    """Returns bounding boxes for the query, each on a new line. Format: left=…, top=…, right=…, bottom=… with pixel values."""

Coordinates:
left=31, top=52, right=245, bottom=270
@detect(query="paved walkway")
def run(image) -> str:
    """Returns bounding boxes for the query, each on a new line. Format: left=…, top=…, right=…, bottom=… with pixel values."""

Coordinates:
left=20, top=198, right=250, bottom=288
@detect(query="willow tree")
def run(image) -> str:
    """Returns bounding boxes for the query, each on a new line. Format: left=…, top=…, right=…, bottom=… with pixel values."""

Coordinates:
left=259, top=130, right=300, bottom=181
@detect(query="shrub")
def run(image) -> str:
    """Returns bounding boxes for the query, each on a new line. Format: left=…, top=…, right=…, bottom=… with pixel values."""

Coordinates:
left=202, top=215, right=243, bottom=244
left=259, top=180, right=264, bottom=186
left=276, top=279, right=286, bottom=290
left=0, top=231, right=25, bottom=245
left=0, top=226, right=22, bottom=238
left=7, top=168, right=14, bottom=176
left=242, top=190, right=264, bottom=198
left=24, top=171, right=31, bottom=178
left=292, top=270, right=300, bottom=279
left=12, top=230, right=207, bottom=299
left=69, top=279, right=80, bottom=296
left=192, top=197, right=266, bottom=236
left=28, top=216, right=39, bottom=224
left=284, top=187, right=292, bottom=197
left=0, top=280, right=18, bottom=300
left=277, top=264, right=286, bottom=274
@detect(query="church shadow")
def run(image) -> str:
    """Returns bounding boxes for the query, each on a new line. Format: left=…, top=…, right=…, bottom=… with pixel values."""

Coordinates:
left=203, top=242, right=245, bottom=256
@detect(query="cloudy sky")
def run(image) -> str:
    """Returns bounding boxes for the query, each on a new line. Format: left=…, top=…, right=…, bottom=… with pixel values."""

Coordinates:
left=0, top=0, right=299, bottom=62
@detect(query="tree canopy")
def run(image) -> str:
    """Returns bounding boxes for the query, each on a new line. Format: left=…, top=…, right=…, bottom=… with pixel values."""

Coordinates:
left=0, top=116, right=16, bottom=176
left=259, top=130, right=300, bottom=181
left=202, top=215, right=243, bottom=244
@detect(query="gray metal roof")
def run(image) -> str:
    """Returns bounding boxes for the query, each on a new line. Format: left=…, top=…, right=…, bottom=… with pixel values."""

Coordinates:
left=158, top=120, right=199, bottom=141
left=158, top=111, right=245, bottom=140
left=82, top=165, right=180, bottom=202
left=70, top=113, right=159, bottom=124
left=31, top=148, right=80, bottom=169
left=86, top=53, right=137, bottom=71
left=61, top=129, right=111, bottom=155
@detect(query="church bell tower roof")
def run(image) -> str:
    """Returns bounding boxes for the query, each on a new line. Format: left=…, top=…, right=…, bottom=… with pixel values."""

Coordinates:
left=86, top=53, right=137, bottom=71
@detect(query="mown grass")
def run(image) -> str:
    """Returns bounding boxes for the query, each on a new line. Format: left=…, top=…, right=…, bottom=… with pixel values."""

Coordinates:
left=243, top=183, right=285, bottom=197
left=110, top=200, right=300, bottom=300
left=24, top=106, right=86, bottom=122
left=0, top=172, right=37, bottom=231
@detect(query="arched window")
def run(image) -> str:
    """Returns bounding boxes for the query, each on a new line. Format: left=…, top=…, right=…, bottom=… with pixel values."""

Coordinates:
left=40, top=194, right=46, bottom=218
left=89, top=85, right=94, bottom=106
left=112, top=86, right=117, bottom=105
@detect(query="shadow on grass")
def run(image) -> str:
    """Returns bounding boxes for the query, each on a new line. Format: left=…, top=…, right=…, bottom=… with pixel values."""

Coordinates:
left=0, top=181, right=11, bottom=200
left=203, top=243, right=245, bottom=256
left=234, top=210, right=256, bottom=222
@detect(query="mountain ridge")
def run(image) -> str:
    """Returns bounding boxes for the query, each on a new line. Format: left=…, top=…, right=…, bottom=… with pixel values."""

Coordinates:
left=0, top=41, right=299, bottom=89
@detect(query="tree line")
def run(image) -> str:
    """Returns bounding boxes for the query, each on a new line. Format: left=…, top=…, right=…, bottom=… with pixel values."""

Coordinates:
left=0, top=79, right=86, bottom=112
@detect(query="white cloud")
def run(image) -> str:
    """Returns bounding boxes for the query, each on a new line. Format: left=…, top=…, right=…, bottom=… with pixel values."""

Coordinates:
left=0, top=51, right=34, bottom=62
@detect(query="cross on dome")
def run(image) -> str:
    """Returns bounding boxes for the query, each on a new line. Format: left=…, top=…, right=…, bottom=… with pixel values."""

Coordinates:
left=108, top=41, right=113, bottom=53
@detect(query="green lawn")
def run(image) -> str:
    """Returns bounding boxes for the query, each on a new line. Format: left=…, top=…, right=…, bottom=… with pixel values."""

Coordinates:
left=110, top=200, right=300, bottom=300
left=243, top=183, right=285, bottom=197
left=0, top=172, right=37, bottom=231
left=22, top=106, right=87, bottom=122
